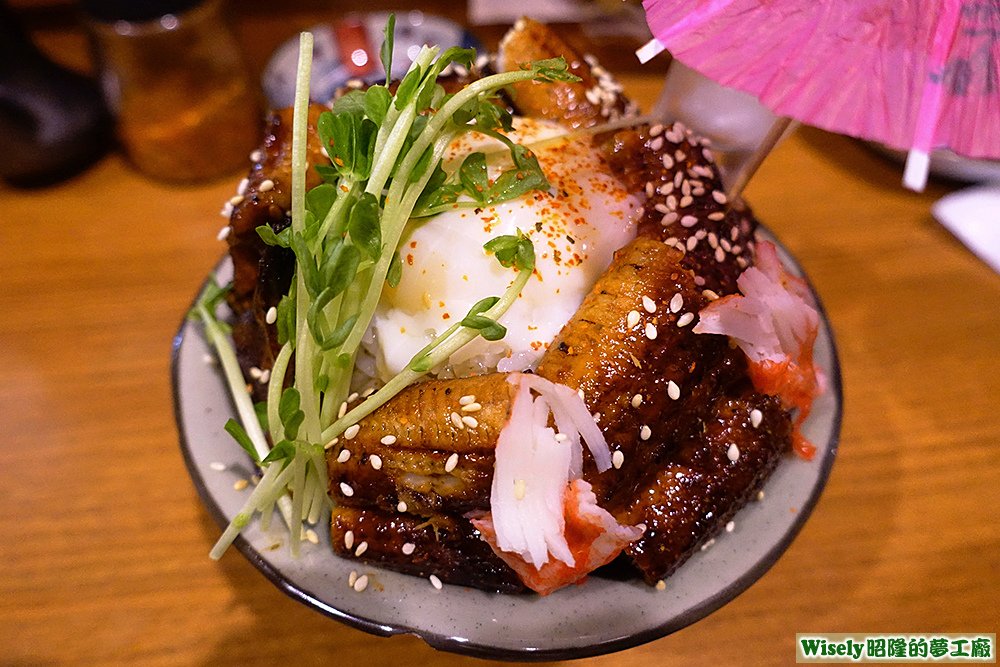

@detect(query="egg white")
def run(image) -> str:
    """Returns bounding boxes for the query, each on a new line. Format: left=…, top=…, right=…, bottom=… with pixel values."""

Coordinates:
left=370, top=117, right=640, bottom=381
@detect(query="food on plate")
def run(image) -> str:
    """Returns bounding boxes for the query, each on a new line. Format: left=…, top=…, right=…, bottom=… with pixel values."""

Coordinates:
left=202, top=17, right=822, bottom=595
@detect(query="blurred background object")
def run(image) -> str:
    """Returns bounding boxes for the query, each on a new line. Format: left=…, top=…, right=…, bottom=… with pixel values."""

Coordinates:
left=80, top=0, right=262, bottom=183
left=0, top=0, right=111, bottom=186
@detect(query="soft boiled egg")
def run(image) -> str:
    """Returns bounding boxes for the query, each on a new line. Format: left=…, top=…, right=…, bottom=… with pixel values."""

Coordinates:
left=370, top=117, right=640, bottom=381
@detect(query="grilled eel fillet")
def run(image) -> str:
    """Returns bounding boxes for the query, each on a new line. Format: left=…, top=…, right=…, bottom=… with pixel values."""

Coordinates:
left=223, top=20, right=794, bottom=592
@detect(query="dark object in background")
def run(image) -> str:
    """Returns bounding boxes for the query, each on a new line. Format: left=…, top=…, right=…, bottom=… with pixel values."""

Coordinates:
left=0, top=0, right=112, bottom=187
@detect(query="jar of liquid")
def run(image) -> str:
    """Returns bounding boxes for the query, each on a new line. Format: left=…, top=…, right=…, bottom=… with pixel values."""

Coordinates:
left=82, top=0, right=261, bottom=183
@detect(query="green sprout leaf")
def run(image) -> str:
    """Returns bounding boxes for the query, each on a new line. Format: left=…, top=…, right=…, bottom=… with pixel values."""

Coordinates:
left=380, top=13, right=395, bottom=82
left=224, top=418, right=261, bottom=464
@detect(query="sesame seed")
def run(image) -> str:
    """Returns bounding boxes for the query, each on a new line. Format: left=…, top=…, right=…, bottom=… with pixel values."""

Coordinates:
left=344, top=424, right=360, bottom=440
left=694, top=275, right=706, bottom=286
left=209, top=461, right=226, bottom=471
left=429, top=574, right=443, bottom=590
left=237, top=177, right=249, bottom=195
left=445, top=452, right=459, bottom=472
left=258, top=369, right=270, bottom=384
left=649, top=123, right=664, bottom=137
left=655, top=580, right=667, bottom=591
left=667, top=380, right=681, bottom=400
left=578, top=388, right=586, bottom=402
left=397, top=500, right=408, bottom=512
left=725, top=521, right=735, bottom=533
left=677, top=312, right=695, bottom=327
left=645, top=322, right=658, bottom=340
left=750, top=409, right=763, bottom=428
left=249, top=366, right=262, bottom=380
left=640, top=425, right=652, bottom=440
left=202, top=353, right=216, bottom=366
left=631, top=393, right=643, bottom=408
left=641, top=296, right=657, bottom=314
left=645, top=181, right=655, bottom=197
left=259, top=179, right=275, bottom=192
left=461, top=415, right=478, bottom=429
left=708, top=211, right=726, bottom=221
left=340, top=482, right=355, bottom=497
left=338, top=401, right=348, bottom=419
left=661, top=153, right=674, bottom=169
left=229, top=194, right=244, bottom=206
left=461, top=402, right=482, bottom=412
left=675, top=149, right=686, bottom=162
left=380, top=435, right=396, bottom=445
left=700, top=538, right=716, bottom=552
left=353, top=574, right=369, bottom=592
left=666, top=194, right=678, bottom=210
left=250, top=149, right=263, bottom=162
left=661, top=212, right=678, bottom=226
left=450, top=411, right=464, bottom=429
left=459, top=394, right=476, bottom=405
left=703, top=289, right=720, bottom=301
left=720, top=238, right=733, bottom=252
left=233, top=479, right=249, bottom=491
left=305, top=528, right=319, bottom=544
left=669, top=293, right=683, bottom=313
left=712, top=190, right=728, bottom=204
left=348, top=570, right=358, bottom=587
left=674, top=170, right=684, bottom=187
left=680, top=215, right=698, bottom=228
left=265, top=306, right=277, bottom=324
left=355, top=541, right=368, bottom=557
left=337, top=448, right=351, bottom=463
left=216, top=225, right=231, bottom=241
left=649, top=136, right=664, bottom=152
left=654, top=202, right=669, bottom=214
left=612, top=450, right=625, bottom=469
left=715, top=246, right=726, bottom=263
left=514, top=478, right=527, bottom=499
left=757, top=490, right=766, bottom=501
left=402, top=542, right=416, bottom=555
left=554, top=433, right=568, bottom=442
left=686, top=236, right=699, bottom=252
left=362, top=386, right=376, bottom=397
left=707, top=232, right=719, bottom=249
left=344, top=530, right=354, bottom=550
left=369, top=454, right=383, bottom=470
left=727, top=444, right=740, bottom=462
left=627, top=310, right=641, bottom=328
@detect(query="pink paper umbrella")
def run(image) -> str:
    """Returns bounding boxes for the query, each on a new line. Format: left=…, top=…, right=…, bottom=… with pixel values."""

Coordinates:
left=638, top=0, right=1000, bottom=190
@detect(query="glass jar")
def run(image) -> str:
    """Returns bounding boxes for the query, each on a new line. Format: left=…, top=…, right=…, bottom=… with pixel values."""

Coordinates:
left=83, top=0, right=261, bottom=183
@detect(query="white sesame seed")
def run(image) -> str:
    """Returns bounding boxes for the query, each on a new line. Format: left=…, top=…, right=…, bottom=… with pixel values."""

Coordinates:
left=347, top=392, right=359, bottom=403
left=429, top=574, right=443, bottom=590
left=720, top=238, right=732, bottom=252
left=757, top=490, right=766, bottom=501
left=631, top=393, right=643, bottom=408
left=677, top=312, right=695, bottom=327
left=712, top=190, right=728, bottom=204
left=229, top=194, right=244, bottom=206
left=445, top=452, right=459, bottom=472
left=675, top=149, right=686, bottom=162
left=338, top=401, right=348, bottom=419
left=348, top=570, right=358, bottom=587
left=644, top=322, right=658, bottom=340
left=459, top=394, right=476, bottom=405
left=680, top=215, right=698, bottom=228
left=305, top=528, right=319, bottom=544
left=402, top=542, right=416, bottom=555
left=233, top=479, right=249, bottom=491
left=265, top=306, right=277, bottom=324
left=642, top=295, right=657, bottom=313
left=661, top=153, right=674, bottom=169
left=397, top=500, right=408, bottom=512
left=353, top=574, right=369, bottom=592
left=259, top=179, right=275, bottom=193
left=666, top=194, right=678, bottom=210
left=669, top=293, right=683, bottom=313
left=653, top=202, right=669, bottom=214
left=655, top=580, right=667, bottom=591
left=694, top=275, right=706, bottom=286
left=355, top=541, right=368, bottom=557
left=250, top=149, right=263, bottom=162
left=725, top=520, right=735, bottom=533
left=337, top=448, right=351, bottom=463
left=703, top=289, right=720, bottom=301
left=649, top=136, right=664, bottom=152
left=674, top=170, right=684, bottom=187
left=645, top=181, right=655, bottom=197
left=715, top=246, right=726, bottom=263
left=380, top=435, right=396, bottom=445
left=362, top=386, right=376, bottom=398
left=248, top=366, right=262, bottom=380
left=554, top=433, right=568, bottom=442
left=461, top=402, right=482, bottom=412
left=369, top=454, right=383, bottom=470
left=202, top=353, right=216, bottom=366
left=237, top=177, right=249, bottom=195
left=661, top=212, right=678, bottom=226
left=578, top=388, right=586, bottom=402
left=344, top=424, right=360, bottom=440
left=667, top=380, right=681, bottom=400
left=727, top=444, right=740, bottom=462
left=461, top=415, right=478, bottom=429
left=627, top=310, right=641, bottom=328
left=707, top=232, right=719, bottom=249
left=344, top=530, right=354, bottom=550
left=513, top=478, right=527, bottom=500
left=209, top=461, right=226, bottom=471
left=612, top=450, right=625, bottom=469
left=708, top=211, right=726, bottom=221
left=450, top=411, right=464, bottom=429
left=640, top=425, right=652, bottom=440
left=340, top=482, right=355, bottom=497
left=258, top=369, right=270, bottom=384
left=649, top=123, right=664, bottom=137
left=216, top=225, right=231, bottom=241
left=700, top=538, right=716, bottom=552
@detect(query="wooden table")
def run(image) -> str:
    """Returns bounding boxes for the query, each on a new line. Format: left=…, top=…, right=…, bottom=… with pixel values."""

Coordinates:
left=3, top=9, right=999, bottom=666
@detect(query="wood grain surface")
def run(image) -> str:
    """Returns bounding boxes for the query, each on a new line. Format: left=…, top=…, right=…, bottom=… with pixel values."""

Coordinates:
left=2, top=8, right=998, bottom=666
